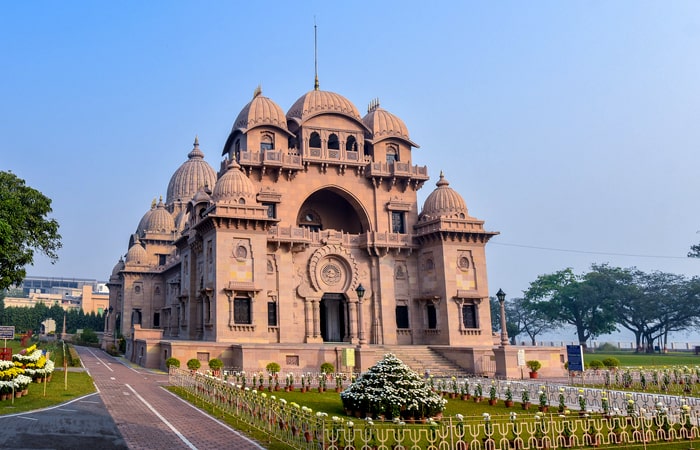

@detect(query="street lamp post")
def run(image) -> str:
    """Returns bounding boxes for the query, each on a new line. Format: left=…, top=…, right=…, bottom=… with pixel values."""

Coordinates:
left=356, top=284, right=366, bottom=345
left=497, top=288, right=509, bottom=347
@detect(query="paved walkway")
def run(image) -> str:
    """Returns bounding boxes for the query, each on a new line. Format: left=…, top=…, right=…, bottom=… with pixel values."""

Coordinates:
left=77, top=346, right=267, bottom=449
left=1, top=346, right=268, bottom=450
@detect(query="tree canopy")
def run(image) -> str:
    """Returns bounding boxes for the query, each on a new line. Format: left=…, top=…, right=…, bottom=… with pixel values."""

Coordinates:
left=0, top=171, right=61, bottom=290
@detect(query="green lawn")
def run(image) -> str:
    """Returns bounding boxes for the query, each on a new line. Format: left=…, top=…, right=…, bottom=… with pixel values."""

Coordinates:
left=0, top=371, right=96, bottom=415
left=587, top=351, right=700, bottom=367
left=0, top=339, right=94, bottom=415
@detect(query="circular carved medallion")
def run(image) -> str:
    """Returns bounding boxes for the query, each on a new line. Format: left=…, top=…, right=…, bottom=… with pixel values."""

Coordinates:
left=321, top=263, right=342, bottom=285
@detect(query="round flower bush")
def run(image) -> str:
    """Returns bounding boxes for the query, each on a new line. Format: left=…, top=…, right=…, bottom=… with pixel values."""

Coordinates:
left=340, top=353, right=446, bottom=420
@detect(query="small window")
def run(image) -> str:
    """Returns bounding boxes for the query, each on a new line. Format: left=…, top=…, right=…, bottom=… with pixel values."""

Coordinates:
left=427, top=304, right=437, bottom=329
left=234, top=140, right=241, bottom=161
left=267, top=301, right=277, bottom=327
left=328, top=133, right=339, bottom=150
left=391, top=212, right=405, bottom=234
left=234, top=297, right=252, bottom=324
left=396, top=305, right=409, bottom=329
left=263, top=202, right=276, bottom=219
left=158, top=255, right=166, bottom=266
left=462, top=304, right=477, bottom=328
left=346, top=136, right=357, bottom=152
left=386, top=145, right=399, bottom=164
left=309, top=132, right=321, bottom=148
left=260, top=133, right=274, bottom=150
left=154, top=312, right=160, bottom=327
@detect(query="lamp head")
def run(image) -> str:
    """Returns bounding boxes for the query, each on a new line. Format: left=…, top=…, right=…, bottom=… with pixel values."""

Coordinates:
left=496, top=288, right=506, bottom=302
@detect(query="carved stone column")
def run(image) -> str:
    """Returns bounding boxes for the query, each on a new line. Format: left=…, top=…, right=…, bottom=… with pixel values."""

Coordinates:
left=347, top=299, right=358, bottom=344
left=304, top=298, right=313, bottom=342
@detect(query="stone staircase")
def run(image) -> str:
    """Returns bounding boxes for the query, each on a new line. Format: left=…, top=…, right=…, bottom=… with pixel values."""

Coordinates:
left=378, top=345, right=466, bottom=377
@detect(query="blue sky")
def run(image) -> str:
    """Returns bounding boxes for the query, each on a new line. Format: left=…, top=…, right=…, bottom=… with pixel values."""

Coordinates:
left=3, top=2, right=700, bottom=342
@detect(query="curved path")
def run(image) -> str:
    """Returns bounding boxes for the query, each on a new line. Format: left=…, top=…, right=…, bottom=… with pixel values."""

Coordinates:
left=1, top=346, right=265, bottom=450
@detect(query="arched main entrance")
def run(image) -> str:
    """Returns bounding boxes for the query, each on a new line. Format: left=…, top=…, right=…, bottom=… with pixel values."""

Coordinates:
left=320, top=293, right=346, bottom=342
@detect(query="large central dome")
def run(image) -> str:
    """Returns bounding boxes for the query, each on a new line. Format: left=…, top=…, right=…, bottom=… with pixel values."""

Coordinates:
left=286, top=89, right=361, bottom=123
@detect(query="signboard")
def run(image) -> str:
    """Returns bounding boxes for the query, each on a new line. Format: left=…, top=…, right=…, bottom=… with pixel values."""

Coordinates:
left=0, top=326, right=14, bottom=340
left=342, top=348, right=355, bottom=367
left=566, top=345, right=585, bottom=372
left=517, top=349, right=526, bottom=366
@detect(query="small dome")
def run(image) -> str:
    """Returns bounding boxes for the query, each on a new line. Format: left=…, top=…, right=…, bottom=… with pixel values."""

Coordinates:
left=233, top=89, right=289, bottom=133
left=287, top=89, right=362, bottom=123
left=420, top=172, right=469, bottom=220
left=125, top=239, right=148, bottom=264
left=136, top=200, right=156, bottom=235
left=166, top=137, right=217, bottom=205
left=144, top=198, right=175, bottom=233
left=212, top=160, right=256, bottom=203
left=362, top=101, right=417, bottom=146
left=111, top=258, right=125, bottom=276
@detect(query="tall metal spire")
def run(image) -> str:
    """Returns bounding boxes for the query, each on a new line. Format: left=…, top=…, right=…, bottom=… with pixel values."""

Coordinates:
left=314, top=18, right=319, bottom=90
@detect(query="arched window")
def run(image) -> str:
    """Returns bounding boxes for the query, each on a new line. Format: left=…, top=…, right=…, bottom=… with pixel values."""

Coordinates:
left=386, top=144, right=399, bottom=164
left=364, top=142, right=373, bottom=158
left=309, top=132, right=321, bottom=148
left=260, top=133, right=274, bottom=151
left=346, top=136, right=357, bottom=152
left=234, top=140, right=241, bottom=162
left=328, top=133, right=339, bottom=150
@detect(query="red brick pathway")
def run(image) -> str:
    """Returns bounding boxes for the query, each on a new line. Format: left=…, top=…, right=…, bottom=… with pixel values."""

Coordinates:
left=76, top=346, right=267, bottom=450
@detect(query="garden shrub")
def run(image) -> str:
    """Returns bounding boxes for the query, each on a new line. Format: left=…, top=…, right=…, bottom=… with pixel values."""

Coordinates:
left=589, top=359, right=604, bottom=370
left=320, top=362, right=335, bottom=374
left=208, top=358, right=223, bottom=370
left=597, top=342, right=618, bottom=352
left=602, top=357, right=620, bottom=369
left=266, top=362, right=280, bottom=374
left=187, top=358, right=201, bottom=370
left=340, top=353, right=446, bottom=420
left=165, top=357, right=180, bottom=368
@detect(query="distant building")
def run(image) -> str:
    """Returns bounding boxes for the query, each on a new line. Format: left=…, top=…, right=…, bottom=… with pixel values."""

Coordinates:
left=4, top=277, right=109, bottom=315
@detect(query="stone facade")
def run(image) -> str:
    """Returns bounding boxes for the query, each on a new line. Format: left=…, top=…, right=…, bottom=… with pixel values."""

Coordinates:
left=104, top=84, right=528, bottom=374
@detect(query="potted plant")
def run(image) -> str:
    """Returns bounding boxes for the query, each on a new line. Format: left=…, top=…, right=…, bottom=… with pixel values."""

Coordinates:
left=504, top=384, right=514, bottom=407
left=186, top=358, right=201, bottom=373
left=521, top=388, right=531, bottom=410
left=488, top=382, right=498, bottom=406
left=526, top=360, right=542, bottom=378
left=208, top=358, right=223, bottom=376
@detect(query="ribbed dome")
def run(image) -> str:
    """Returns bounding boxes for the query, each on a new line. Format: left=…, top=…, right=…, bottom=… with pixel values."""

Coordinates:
left=144, top=199, right=175, bottom=233
left=166, top=137, right=217, bottom=205
left=287, top=89, right=361, bottom=123
left=212, top=160, right=256, bottom=203
left=136, top=200, right=156, bottom=235
left=233, top=89, right=289, bottom=133
left=362, top=102, right=416, bottom=146
left=111, top=258, right=125, bottom=276
left=125, top=239, right=148, bottom=264
left=420, top=172, right=469, bottom=220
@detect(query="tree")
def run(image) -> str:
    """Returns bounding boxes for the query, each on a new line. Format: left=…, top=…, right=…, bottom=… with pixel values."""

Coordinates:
left=0, top=171, right=61, bottom=290
left=508, top=297, right=550, bottom=345
left=523, top=266, right=619, bottom=348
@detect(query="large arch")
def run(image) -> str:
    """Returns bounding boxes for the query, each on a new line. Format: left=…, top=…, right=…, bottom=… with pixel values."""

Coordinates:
left=296, top=186, right=371, bottom=234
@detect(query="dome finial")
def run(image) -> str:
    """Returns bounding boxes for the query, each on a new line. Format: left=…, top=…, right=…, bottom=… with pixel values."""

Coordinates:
left=314, top=19, right=320, bottom=91
left=151, top=198, right=157, bottom=208
left=253, top=85, right=262, bottom=98
left=194, top=135, right=199, bottom=147
left=436, top=171, right=449, bottom=187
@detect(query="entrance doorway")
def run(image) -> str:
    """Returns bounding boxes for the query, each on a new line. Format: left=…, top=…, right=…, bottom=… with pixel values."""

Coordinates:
left=320, top=293, right=346, bottom=342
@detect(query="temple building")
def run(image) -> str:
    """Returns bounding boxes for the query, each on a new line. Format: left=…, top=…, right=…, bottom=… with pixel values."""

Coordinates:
left=104, top=84, right=564, bottom=376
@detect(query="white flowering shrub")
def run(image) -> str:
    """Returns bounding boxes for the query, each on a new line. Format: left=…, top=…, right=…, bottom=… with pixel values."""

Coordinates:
left=340, top=353, right=446, bottom=419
